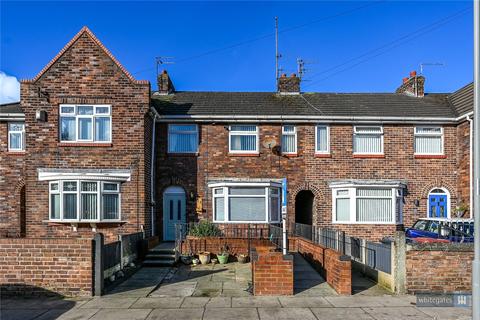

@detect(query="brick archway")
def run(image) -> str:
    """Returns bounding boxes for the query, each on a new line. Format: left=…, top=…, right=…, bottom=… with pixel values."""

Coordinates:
left=420, top=180, right=457, bottom=200
left=289, top=182, right=324, bottom=225
left=14, top=179, right=26, bottom=237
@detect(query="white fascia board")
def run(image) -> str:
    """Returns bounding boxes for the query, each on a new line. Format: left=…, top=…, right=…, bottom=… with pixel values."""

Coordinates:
left=208, top=181, right=282, bottom=188
left=38, top=170, right=131, bottom=182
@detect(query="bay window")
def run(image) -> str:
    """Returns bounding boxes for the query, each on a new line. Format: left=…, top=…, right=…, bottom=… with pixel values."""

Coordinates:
left=168, top=124, right=198, bottom=153
left=229, top=125, right=258, bottom=153
left=414, top=126, right=443, bottom=155
left=212, top=184, right=280, bottom=223
left=59, top=105, right=111, bottom=143
left=49, top=180, right=120, bottom=221
left=8, top=122, right=25, bottom=151
left=281, top=125, right=297, bottom=154
left=353, top=126, right=383, bottom=154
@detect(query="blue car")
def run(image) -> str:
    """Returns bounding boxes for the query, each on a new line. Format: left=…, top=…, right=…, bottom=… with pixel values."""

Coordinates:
left=406, top=218, right=474, bottom=243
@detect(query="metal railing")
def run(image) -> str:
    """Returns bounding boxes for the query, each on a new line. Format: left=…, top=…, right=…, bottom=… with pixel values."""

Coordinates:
left=291, top=223, right=392, bottom=274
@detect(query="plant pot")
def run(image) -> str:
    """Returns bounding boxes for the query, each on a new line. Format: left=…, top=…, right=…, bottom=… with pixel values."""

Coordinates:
left=192, top=258, right=199, bottom=266
left=198, top=252, right=211, bottom=264
left=237, top=254, right=248, bottom=264
left=181, top=255, right=193, bottom=265
left=217, top=253, right=229, bottom=264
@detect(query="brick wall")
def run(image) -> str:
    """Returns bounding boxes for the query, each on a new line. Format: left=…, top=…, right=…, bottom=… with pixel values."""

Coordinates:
left=181, top=236, right=272, bottom=258
left=294, top=237, right=351, bottom=295
left=405, top=243, right=473, bottom=294
left=456, top=120, right=471, bottom=217
left=252, top=246, right=294, bottom=296
left=0, top=238, right=94, bottom=296
left=156, top=123, right=461, bottom=241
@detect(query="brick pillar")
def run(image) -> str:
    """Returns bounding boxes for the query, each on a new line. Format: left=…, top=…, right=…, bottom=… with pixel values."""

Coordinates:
left=252, top=246, right=294, bottom=296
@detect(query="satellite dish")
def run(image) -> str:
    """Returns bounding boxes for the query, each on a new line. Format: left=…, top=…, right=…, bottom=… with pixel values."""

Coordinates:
left=263, top=138, right=277, bottom=149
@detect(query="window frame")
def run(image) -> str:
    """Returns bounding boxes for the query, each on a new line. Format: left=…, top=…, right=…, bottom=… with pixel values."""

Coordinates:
left=167, top=124, right=199, bottom=154
left=315, top=124, right=330, bottom=154
left=353, top=125, right=384, bottom=155
left=281, top=125, right=297, bottom=154
left=427, top=187, right=450, bottom=219
left=8, top=122, right=25, bottom=152
left=48, top=180, right=121, bottom=222
left=331, top=186, right=400, bottom=224
left=414, top=126, right=444, bottom=155
left=228, top=125, right=259, bottom=154
left=59, top=104, right=112, bottom=143
left=212, top=184, right=281, bottom=223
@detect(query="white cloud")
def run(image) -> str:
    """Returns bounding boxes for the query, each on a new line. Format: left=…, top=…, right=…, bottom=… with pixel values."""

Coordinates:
left=0, top=71, right=20, bottom=104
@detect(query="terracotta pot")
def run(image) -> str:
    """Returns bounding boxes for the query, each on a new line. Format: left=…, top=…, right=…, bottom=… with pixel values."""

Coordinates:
left=198, top=252, right=211, bottom=264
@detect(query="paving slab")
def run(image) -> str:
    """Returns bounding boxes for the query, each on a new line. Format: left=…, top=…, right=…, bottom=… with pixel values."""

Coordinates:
left=362, top=306, right=433, bottom=320
left=206, top=297, right=232, bottom=308
left=221, top=289, right=251, bottom=297
left=180, top=297, right=210, bottom=308
left=192, top=288, right=222, bottom=297
left=324, top=296, right=385, bottom=307
left=149, top=282, right=197, bottom=297
left=311, top=307, right=375, bottom=320
left=80, top=297, right=138, bottom=309
left=107, top=286, right=157, bottom=297
left=90, top=308, right=151, bottom=320
left=203, top=307, right=260, bottom=320
left=232, top=297, right=281, bottom=308
left=34, top=308, right=99, bottom=320
left=418, top=307, right=472, bottom=320
left=147, top=308, right=204, bottom=320
left=0, top=309, right=49, bottom=320
left=278, top=296, right=332, bottom=308
left=258, top=307, right=317, bottom=320
left=196, top=281, right=223, bottom=290
left=131, top=297, right=184, bottom=309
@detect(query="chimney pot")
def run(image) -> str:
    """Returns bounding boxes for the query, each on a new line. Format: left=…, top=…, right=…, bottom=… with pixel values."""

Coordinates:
left=403, top=77, right=409, bottom=84
left=290, top=73, right=297, bottom=78
left=409, top=71, right=417, bottom=77
left=281, top=73, right=287, bottom=78
left=157, top=69, right=175, bottom=94
left=396, top=72, right=424, bottom=98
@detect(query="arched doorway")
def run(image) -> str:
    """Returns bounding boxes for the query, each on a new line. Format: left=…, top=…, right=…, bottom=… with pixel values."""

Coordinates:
left=295, top=190, right=314, bottom=225
left=428, top=187, right=450, bottom=218
left=163, top=186, right=186, bottom=241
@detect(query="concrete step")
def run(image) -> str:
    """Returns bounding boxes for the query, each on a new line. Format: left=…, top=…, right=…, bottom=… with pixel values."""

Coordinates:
left=143, top=259, right=175, bottom=267
left=149, top=248, right=176, bottom=255
left=145, top=253, right=175, bottom=260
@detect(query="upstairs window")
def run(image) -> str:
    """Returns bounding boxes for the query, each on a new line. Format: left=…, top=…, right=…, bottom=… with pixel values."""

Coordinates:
left=315, top=125, right=330, bottom=154
left=229, top=125, right=258, bottom=153
left=59, top=105, right=111, bottom=143
left=168, top=124, right=198, bottom=153
left=414, top=127, right=443, bottom=155
left=8, top=122, right=25, bottom=151
left=281, top=125, right=297, bottom=154
left=353, top=126, right=383, bottom=154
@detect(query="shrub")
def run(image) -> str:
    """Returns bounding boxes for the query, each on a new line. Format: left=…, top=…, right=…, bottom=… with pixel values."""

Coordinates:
left=189, top=220, right=222, bottom=237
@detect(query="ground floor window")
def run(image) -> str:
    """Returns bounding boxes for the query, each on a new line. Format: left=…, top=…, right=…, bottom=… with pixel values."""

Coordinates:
left=49, top=180, right=121, bottom=222
left=212, top=184, right=280, bottom=223
left=331, top=183, right=404, bottom=224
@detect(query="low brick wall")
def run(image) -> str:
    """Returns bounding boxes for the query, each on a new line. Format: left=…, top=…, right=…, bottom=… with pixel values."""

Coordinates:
left=293, top=237, right=352, bottom=295
left=406, top=242, right=473, bottom=294
left=181, top=236, right=272, bottom=259
left=0, top=238, right=94, bottom=297
left=252, top=246, right=294, bottom=296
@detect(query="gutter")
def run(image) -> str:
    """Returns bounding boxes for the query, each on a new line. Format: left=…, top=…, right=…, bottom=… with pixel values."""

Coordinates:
left=0, top=113, right=25, bottom=121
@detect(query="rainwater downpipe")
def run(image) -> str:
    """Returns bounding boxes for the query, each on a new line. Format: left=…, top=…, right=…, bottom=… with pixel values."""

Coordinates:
left=150, top=110, right=159, bottom=236
left=468, top=115, right=474, bottom=217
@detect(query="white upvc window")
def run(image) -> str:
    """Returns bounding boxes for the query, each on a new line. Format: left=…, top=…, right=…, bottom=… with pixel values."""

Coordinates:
left=353, top=126, right=383, bottom=154
left=168, top=124, right=199, bottom=153
left=315, top=125, right=330, bottom=154
left=8, top=122, right=25, bottom=151
left=332, top=186, right=403, bottom=224
left=59, top=105, right=111, bottom=143
left=49, top=180, right=121, bottom=222
left=212, top=184, right=281, bottom=223
left=281, top=125, right=297, bottom=154
left=229, top=125, right=258, bottom=153
left=414, top=126, right=444, bottom=155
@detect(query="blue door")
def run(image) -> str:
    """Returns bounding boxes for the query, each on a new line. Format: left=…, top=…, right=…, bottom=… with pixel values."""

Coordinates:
left=163, top=187, right=186, bottom=241
left=429, top=194, right=448, bottom=218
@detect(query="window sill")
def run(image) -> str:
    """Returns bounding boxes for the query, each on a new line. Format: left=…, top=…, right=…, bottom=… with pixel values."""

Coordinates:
left=314, top=153, right=331, bottom=158
left=167, top=152, right=199, bottom=157
left=282, top=153, right=298, bottom=158
left=353, top=154, right=385, bottom=159
left=332, top=221, right=396, bottom=225
left=228, top=153, right=260, bottom=157
left=58, top=142, right=113, bottom=147
left=7, top=151, right=26, bottom=155
left=44, top=220, right=126, bottom=225
left=414, top=154, right=447, bottom=159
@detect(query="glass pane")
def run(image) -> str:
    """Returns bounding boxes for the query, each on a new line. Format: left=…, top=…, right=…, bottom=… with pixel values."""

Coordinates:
left=230, top=134, right=256, bottom=151
left=103, top=183, right=118, bottom=191
left=63, top=194, right=77, bottom=219
left=81, top=181, right=97, bottom=192
left=60, top=106, right=75, bottom=114
left=356, top=126, right=382, bottom=133
left=78, top=118, right=92, bottom=140
left=9, top=132, right=22, bottom=149
left=78, top=106, right=94, bottom=115
left=229, top=197, right=265, bottom=221
left=50, top=183, right=59, bottom=191
left=61, top=117, right=76, bottom=141
left=50, top=194, right=60, bottom=219
left=214, top=188, right=223, bottom=195
left=354, top=134, right=382, bottom=153
left=103, top=194, right=119, bottom=219
left=270, top=188, right=279, bottom=195
left=316, top=126, right=328, bottom=152
left=337, top=190, right=349, bottom=196
left=229, top=187, right=265, bottom=195
left=170, top=124, right=197, bottom=132
left=169, top=200, right=173, bottom=220
left=356, top=198, right=392, bottom=222
left=283, top=125, right=295, bottom=133
left=270, top=196, right=279, bottom=221
left=177, top=200, right=181, bottom=220
left=336, top=198, right=350, bottom=221
left=95, top=106, right=109, bottom=114
left=8, top=123, right=24, bottom=131
left=415, top=136, right=442, bottom=154
left=81, top=194, right=97, bottom=220
left=281, top=134, right=296, bottom=153
left=230, top=125, right=256, bottom=132
left=215, top=197, right=225, bottom=221
left=416, top=127, right=441, bottom=134
left=356, top=188, right=391, bottom=197
left=63, top=181, right=77, bottom=192
left=95, top=117, right=111, bottom=142
left=168, top=132, right=197, bottom=152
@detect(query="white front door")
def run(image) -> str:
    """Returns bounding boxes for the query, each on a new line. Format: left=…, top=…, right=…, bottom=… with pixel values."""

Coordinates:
left=163, top=187, right=186, bottom=241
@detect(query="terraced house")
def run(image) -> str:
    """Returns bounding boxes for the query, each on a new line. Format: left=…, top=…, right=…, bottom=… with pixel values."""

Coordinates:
left=0, top=27, right=474, bottom=243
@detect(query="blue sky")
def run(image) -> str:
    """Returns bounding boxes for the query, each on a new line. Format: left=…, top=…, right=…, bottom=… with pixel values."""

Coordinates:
left=0, top=1, right=474, bottom=99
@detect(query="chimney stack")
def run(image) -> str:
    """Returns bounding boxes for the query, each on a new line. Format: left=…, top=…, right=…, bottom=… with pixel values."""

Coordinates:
left=396, top=70, right=425, bottom=97
left=157, top=70, right=175, bottom=95
left=277, top=73, right=300, bottom=94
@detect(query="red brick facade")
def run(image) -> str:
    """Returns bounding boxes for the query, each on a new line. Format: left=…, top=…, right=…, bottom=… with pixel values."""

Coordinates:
left=252, top=247, right=294, bottom=296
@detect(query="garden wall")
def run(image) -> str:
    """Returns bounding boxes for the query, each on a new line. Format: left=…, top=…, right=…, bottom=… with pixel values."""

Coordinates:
left=180, top=236, right=272, bottom=259
left=252, top=246, right=294, bottom=296
left=0, top=238, right=94, bottom=297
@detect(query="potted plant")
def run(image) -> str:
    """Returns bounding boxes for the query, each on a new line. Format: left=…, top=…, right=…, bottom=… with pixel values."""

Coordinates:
left=237, top=254, right=248, bottom=264
left=198, top=251, right=211, bottom=264
left=455, top=202, right=469, bottom=217
left=180, top=254, right=193, bottom=265
left=192, top=258, right=200, bottom=266
left=217, top=245, right=229, bottom=264
left=188, top=220, right=221, bottom=238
